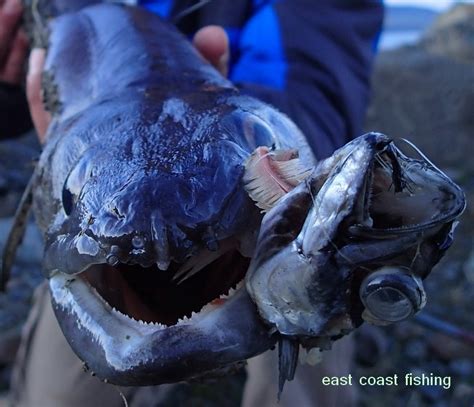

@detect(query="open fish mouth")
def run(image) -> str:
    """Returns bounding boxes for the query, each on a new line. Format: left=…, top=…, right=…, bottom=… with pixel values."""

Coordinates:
left=49, top=245, right=275, bottom=385
left=78, top=250, right=249, bottom=327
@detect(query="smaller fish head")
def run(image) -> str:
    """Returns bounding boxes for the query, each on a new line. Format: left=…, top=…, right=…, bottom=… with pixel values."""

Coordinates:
left=246, top=133, right=466, bottom=343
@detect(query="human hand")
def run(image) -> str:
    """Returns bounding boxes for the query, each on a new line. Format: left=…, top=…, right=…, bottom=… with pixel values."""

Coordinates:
left=27, top=24, right=230, bottom=143
left=193, top=25, right=229, bottom=77
left=0, top=0, right=28, bottom=85
left=27, top=48, right=50, bottom=141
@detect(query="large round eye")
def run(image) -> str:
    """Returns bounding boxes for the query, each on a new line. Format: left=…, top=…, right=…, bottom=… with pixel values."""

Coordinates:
left=61, top=159, right=95, bottom=216
left=359, top=267, right=426, bottom=324
left=62, top=183, right=75, bottom=216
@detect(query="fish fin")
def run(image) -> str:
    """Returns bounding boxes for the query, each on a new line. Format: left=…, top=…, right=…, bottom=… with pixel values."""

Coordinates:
left=278, top=336, right=299, bottom=400
left=1, top=173, right=35, bottom=291
left=243, top=147, right=312, bottom=212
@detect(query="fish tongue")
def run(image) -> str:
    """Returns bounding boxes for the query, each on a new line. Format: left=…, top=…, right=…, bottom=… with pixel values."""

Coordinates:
left=278, top=336, right=299, bottom=399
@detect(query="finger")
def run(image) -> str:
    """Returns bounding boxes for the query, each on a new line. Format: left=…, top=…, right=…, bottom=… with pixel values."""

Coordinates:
left=27, top=48, right=51, bottom=142
left=0, top=0, right=23, bottom=64
left=193, top=25, right=229, bottom=77
left=0, top=28, right=28, bottom=84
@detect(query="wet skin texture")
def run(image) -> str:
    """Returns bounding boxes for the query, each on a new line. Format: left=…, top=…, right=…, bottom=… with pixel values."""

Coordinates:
left=31, top=3, right=313, bottom=384
left=25, top=1, right=466, bottom=387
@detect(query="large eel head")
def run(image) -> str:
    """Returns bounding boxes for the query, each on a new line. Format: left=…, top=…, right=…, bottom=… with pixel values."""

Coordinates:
left=39, top=99, right=306, bottom=385
left=246, top=133, right=466, bottom=351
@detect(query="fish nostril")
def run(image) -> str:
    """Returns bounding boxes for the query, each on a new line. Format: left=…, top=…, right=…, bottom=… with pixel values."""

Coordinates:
left=106, top=245, right=121, bottom=266
left=106, top=254, right=119, bottom=266
left=132, top=235, right=145, bottom=250
left=62, top=185, right=74, bottom=216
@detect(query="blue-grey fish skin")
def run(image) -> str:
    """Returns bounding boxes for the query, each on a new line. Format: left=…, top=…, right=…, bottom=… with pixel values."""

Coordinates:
left=35, top=4, right=313, bottom=273
left=31, top=3, right=313, bottom=385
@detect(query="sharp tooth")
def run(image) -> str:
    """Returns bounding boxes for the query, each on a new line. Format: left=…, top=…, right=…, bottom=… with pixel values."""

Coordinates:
left=173, top=251, right=222, bottom=284
left=156, top=259, right=170, bottom=271
left=173, top=241, right=233, bottom=284
left=219, top=281, right=243, bottom=299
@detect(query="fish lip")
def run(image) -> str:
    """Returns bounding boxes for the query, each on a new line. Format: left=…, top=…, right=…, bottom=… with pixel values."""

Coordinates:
left=49, top=271, right=275, bottom=385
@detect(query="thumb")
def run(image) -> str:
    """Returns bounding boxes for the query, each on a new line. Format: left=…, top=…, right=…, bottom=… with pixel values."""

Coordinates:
left=27, top=48, right=51, bottom=143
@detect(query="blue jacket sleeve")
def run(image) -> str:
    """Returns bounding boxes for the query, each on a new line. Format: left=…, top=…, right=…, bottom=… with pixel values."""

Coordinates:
left=230, top=0, right=383, bottom=159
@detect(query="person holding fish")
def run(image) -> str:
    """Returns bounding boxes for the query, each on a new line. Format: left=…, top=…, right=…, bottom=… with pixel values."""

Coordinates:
left=0, top=0, right=387, bottom=406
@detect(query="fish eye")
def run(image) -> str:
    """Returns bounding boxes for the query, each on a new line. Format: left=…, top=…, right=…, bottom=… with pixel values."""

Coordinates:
left=62, top=184, right=74, bottom=216
left=359, top=267, right=426, bottom=323
left=61, top=160, right=96, bottom=216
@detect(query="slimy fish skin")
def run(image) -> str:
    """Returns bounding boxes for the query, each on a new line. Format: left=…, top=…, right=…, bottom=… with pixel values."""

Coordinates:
left=3, top=0, right=464, bottom=389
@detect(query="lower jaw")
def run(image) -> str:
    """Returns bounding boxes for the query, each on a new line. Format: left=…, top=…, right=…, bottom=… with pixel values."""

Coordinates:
left=48, top=272, right=276, bottom=385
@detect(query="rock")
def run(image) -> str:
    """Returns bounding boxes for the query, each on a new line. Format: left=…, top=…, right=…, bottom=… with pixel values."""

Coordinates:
left=393, top=320, right=425, bottom=341
left=450, top=383, right=474, bottom=407
left=359, top=4, right=474, bottom=405
left=0, top=132, right=43, bottom=382
left=0, top=218, right=43, bottom=364
left=354, top=325, right=390, bottom=367
left=421, top=4, right=474, bottom=63
left=427, top=333, right=474, bottom=362
left=404, top=339, right=428, bottom=363
left=449, top=358, right=474, bottom=378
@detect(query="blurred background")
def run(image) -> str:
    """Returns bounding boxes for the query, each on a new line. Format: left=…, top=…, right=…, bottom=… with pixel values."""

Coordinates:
left=359, top=0, right=474, bottom=406
left=0, top=0, right=473, bottom=406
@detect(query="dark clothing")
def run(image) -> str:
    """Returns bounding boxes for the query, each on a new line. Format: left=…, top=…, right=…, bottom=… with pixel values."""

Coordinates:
left=140, top=0, right=384, bottom=158
left=0, top=84, right=32, bottom=139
